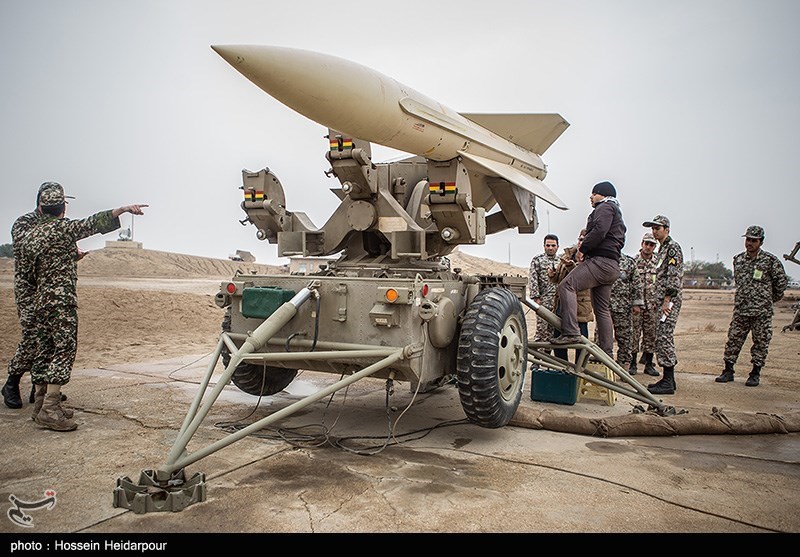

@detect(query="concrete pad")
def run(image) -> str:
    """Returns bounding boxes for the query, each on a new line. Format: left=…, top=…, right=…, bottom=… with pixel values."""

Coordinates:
left=1, top=354, right=799, bottom=535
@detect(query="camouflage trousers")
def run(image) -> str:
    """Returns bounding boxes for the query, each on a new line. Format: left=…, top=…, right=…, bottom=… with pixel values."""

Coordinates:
left=7, top=304, right=35, bottom=378
left=723, top=313, right=773, bottom=368
left=655, top=297, right=682, bottom=368
left=30, top=305, right=79, bottom=386
left=611, top=310, right=634, bottom=365
left=535, top=292, right=557, bottom=342
left=631, top=305, right=657, bottom=354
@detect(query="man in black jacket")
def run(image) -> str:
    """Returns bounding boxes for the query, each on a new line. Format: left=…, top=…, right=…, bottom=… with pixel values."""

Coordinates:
left=552, top=181, right=626, bottom=356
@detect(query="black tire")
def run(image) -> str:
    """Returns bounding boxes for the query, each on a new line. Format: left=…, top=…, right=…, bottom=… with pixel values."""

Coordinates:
left=231, top=363, right=298, bottom=396
left=456, top=287, right=527, bottom=428
left=220, top=310, right=298, bottom=396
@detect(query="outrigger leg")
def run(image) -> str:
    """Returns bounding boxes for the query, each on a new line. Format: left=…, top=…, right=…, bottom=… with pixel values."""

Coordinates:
left=113, top=282, right=417, bottom=513
left=522, top=297, right=673, bottom=415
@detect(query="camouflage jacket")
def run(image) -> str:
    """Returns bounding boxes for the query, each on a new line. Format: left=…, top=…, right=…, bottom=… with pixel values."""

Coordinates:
left=18, top=210, right=120, bottom=309
left=732, top=249, right=788, bottom=316
left=654, top=236, right=683, bottom=301
left=610, top=253, right=643, bottom=312
left=634, top=250, right=658, bottom=311
left=528, top=252, right=558, bottom=300
left=11, top=210, right=41, bottom=309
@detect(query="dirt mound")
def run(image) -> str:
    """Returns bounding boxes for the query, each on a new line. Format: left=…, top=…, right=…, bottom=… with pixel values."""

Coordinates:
left=0, top=247, right=524, bottom=280
left=78, top=246, right=289, bottom=278
left=448, top=249, right=527, bottom=278
left=0, top=247, right=286, bottom=279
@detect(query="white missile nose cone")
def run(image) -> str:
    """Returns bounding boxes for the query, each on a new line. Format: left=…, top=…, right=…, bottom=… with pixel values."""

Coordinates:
left=210, top=44, right=250, bottom=67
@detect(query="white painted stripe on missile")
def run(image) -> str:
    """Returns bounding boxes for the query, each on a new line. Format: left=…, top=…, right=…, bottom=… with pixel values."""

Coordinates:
left=457, top=151, right=568, bottom=210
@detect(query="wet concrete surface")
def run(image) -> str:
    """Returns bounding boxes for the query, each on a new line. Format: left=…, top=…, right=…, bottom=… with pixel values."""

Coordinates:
left=1, top=353, right=798, bottom=537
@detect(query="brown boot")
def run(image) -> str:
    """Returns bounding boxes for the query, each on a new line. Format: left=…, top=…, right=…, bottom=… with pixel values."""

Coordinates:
left=30, top=384, right=72, bottom=420
left=30, top=384, right=46, bottom=421
left=35, top=386, right=77, bottom=431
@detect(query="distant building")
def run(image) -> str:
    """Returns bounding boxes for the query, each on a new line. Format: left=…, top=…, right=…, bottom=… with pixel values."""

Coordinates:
left=682, top=275, right=732, bottom=289
left=105, top=225, right=143, bottom=249
left=229, top=250, right=256, bottom=263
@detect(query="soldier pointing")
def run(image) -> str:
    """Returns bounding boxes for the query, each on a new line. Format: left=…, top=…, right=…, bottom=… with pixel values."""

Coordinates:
left=17, top=182, right=147, bottom=431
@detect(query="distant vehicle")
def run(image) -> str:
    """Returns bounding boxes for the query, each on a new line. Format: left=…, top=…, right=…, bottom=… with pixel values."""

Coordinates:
left=788, top=280, right=800, bottom=289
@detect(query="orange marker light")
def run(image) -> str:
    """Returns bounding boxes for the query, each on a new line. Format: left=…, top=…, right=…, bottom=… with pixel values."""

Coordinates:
left=385, top=288, right=399, bottom=303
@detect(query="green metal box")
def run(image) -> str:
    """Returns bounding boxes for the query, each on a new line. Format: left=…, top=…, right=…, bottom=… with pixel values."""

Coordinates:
left=241, top=286, right=296, bottom=319
left=530, top=366, right=578, bottom=405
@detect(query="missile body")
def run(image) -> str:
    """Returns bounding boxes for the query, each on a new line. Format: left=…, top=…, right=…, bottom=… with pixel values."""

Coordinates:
left=212, top=45, right=568, bottom=209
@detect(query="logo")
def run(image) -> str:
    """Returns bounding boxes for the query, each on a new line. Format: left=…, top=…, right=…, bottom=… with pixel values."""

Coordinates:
left=7, top=490, right=57, bottom=528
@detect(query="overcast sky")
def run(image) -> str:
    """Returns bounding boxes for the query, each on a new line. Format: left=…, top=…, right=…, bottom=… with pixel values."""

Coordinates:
left=1, top=0, right=797, bottom=277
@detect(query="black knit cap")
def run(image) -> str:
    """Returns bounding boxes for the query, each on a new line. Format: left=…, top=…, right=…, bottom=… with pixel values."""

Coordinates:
left=592, top=181, right=617, bottom=197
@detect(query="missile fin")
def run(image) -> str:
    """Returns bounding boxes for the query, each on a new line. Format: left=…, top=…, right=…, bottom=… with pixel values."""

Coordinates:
left=457, top=151, right=568, bottom=210
left=459, top=113, right=569, bottom=155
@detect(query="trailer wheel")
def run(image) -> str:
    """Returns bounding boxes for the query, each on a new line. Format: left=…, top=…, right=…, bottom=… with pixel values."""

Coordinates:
left=456, top=287, right=527, bottom=428
left=231, top=363, right=298, bottom=396
left=220, top=311, right=298, bottom=396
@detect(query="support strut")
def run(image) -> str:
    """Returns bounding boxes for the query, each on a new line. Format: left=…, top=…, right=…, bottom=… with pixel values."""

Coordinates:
left=113, top=283, right=416, bottom=513
left=522, top=297, right=671, bottom=414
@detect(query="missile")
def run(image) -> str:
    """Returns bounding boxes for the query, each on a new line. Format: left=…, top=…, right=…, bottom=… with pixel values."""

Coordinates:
left=211, top=45, right=569, bottom=210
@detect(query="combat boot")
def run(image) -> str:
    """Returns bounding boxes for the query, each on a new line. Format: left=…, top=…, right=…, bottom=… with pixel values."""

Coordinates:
left=647, top=366, right=676, bottom=395
left=2, top=374, right=23, bottom=409
left=30, top=383, right=72, bottom=420
left=746, top=365, right=762, bottom=387
left=628, top=352, right=638, bottom=375
left=715, top=361, right=735, bottom=383
left=35, top=386, right=77, bottom=432
left=30, top=384, right=66, bottom=403
left=643, top=352, right=659, bottom=376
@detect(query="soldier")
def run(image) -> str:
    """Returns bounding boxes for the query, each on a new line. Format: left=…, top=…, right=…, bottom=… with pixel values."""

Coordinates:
left=642, top=215, right=683, bottom=395
left=18, top=182, right=147, bottom=431
left=716, top=226, right=788, bottom=386
left=2, top=184, right=73, bottom=409
left=529, top=234, right=559, bottom=342
left=609, top=253, right=643, bottom=370
left=630, top=232, right=660, bottom=376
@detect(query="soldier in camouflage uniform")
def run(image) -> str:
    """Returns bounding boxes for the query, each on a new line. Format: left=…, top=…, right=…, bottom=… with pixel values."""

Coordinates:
left=610, top=253, right=643, bottom=369
left=630, top=232, right=660, bottom=376
left=18, top=183, right=147, bottom=431
left=642, top=215, right=683, bottom=395
left=2, top=183, right=75, bottom=409
left=529, top=234, right=559, bottom=342
left=716, top=226, right=787, bottom=387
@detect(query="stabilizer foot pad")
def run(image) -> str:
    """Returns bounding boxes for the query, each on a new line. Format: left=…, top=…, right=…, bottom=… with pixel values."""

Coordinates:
left=113, top=469, right=206, bottom=514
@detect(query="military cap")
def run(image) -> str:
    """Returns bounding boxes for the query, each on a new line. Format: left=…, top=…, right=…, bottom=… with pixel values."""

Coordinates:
left=642, top=232, right=657, bottom=244
left=642, top=215, right=670, bottom=228
left=38, top=181, right=60, bottom=195
left=38, top=182, right=74, bottom=207
left=743, top=225, right=765, bottom=239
